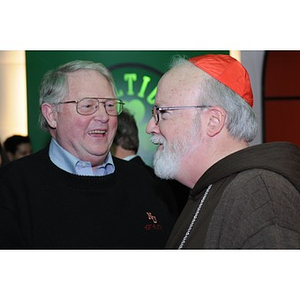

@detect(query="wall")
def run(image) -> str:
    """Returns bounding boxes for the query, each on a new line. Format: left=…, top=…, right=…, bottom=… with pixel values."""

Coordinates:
left=241, top=51, right=265, bottom=145
left=263, top=51, right=300, bottom=148
left=0, top=51, right=27, bottom=143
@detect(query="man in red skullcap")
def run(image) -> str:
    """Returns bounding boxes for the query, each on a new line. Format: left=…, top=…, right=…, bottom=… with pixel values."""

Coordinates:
left=147, top=54, right=300, bottom=249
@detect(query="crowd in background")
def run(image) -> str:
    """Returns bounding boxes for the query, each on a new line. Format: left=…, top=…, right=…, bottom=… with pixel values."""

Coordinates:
left=0, top=134, right=32, bottom=166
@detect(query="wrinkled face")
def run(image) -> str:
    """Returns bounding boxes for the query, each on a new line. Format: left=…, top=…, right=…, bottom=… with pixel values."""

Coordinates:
left=149, top=118, right=200, bottom=180
left=146, top=65, right=203, bottom=180
left=45, top=69, right=118, bottom=167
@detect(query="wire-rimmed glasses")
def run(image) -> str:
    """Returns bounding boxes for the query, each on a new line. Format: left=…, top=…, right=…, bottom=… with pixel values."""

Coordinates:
left=56, top=97, right=125, bottom=116
left=151, top=105, right=211, bottom=125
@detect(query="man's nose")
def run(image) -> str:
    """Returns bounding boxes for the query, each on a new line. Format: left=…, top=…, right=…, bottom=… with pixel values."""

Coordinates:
left=146, top=116, right=159, bottom=134
left=93, top=103, right=109, bottom=121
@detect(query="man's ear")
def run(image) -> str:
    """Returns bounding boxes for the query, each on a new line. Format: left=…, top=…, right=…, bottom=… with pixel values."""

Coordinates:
left=41, top=103, right=57, bottom=129
left=206, top=106, right=226, bottom=137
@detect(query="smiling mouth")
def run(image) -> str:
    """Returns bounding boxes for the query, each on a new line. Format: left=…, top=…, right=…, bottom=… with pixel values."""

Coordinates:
left=88, top=129, right=107, bottom=136
left=152, top=140, right=164, bottom=151
left=150, top=135, right=164, bottom=147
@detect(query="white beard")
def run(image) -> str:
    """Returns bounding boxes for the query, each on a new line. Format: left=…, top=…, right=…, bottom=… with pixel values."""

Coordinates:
left=150, top=119, right=200, bottom=179
left=151, top=135, right=181, bottom=179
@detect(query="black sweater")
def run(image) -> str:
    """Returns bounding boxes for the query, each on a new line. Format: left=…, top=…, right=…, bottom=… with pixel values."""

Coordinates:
left=0, top=147, right=176, bottom=249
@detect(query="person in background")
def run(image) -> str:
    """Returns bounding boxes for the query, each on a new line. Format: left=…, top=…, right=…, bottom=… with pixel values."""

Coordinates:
left=3, top=135, right=32, bottom=162
left=111, top=109, right=140, bottom=163
left=0, top=140, right=9, bottom=166
left=112, top=109, right=189, bottom=215
left=147, top=54, right=300, bottom=249
left=0, top=60, right=175, bottom=249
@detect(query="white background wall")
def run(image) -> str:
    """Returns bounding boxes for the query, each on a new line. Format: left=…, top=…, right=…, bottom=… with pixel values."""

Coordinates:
left=241, top=51, right=265, bottom=145
left=0, top=51, right=27, bottom=142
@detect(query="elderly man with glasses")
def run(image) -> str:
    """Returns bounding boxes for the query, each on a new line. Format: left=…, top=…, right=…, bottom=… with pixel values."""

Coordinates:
left=0, top=60, right=176, bottom=249
left=147, top=54, right=300, bottom=249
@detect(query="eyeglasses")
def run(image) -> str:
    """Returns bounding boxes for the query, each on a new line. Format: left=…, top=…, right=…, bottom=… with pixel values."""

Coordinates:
left=152, top=105, right=211, bottom=125
left=56, top=98, right=125, bottom=116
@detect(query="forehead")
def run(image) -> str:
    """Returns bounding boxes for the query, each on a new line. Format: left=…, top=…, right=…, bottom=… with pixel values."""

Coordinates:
left=156, top=64, right=201, bottom=105
left=66, top=69, right=113, bottom=97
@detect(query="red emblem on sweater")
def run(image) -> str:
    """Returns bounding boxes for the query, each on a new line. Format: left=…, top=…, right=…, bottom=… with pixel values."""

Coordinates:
left=146, top=212, right=157, bottom=223
left=144, top=212, right=162, bottom=231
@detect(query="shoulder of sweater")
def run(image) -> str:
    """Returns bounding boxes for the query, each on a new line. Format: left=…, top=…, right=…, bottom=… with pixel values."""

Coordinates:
left=0, top=147, right=50, bottom=178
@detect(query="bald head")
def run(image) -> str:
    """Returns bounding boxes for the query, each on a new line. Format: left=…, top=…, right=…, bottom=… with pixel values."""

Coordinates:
left=156, top=60, right=204, bottom=107
left=155, top=55, right=258, bottom=143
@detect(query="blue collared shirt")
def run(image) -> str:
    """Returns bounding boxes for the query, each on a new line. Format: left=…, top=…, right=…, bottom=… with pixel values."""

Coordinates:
left=49, top=138, right=115, bottom=176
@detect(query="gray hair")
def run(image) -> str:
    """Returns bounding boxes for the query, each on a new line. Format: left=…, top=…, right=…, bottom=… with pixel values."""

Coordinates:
left=39, top=60, right=117, bottom=131
left=170, top=56, right=258, bottom=142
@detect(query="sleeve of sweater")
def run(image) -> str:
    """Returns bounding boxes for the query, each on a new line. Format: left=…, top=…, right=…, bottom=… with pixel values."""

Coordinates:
left=0, top=163, right=27, bottom=248
left=205, top=169, right=300, bottom=249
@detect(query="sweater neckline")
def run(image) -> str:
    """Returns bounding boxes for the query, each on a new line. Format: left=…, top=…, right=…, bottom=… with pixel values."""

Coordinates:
left=38, top=146, right=118, bottom=190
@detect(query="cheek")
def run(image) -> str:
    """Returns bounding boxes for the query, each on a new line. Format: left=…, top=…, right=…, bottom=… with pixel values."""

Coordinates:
left=57, top=113, right=90, bottom=136
left=159, top=121, right=179, bottom=142
left=109, top=117, right=118, bottom=134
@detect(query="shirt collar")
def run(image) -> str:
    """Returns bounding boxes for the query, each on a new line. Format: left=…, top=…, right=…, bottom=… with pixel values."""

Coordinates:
left=49, top=138, right=115, bottom=176
left=123, top=154, right=138, bottom=161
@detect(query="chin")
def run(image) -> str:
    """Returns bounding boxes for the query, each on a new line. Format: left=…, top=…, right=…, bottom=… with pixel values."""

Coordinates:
left=153, top=159, right=178, bottom=180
